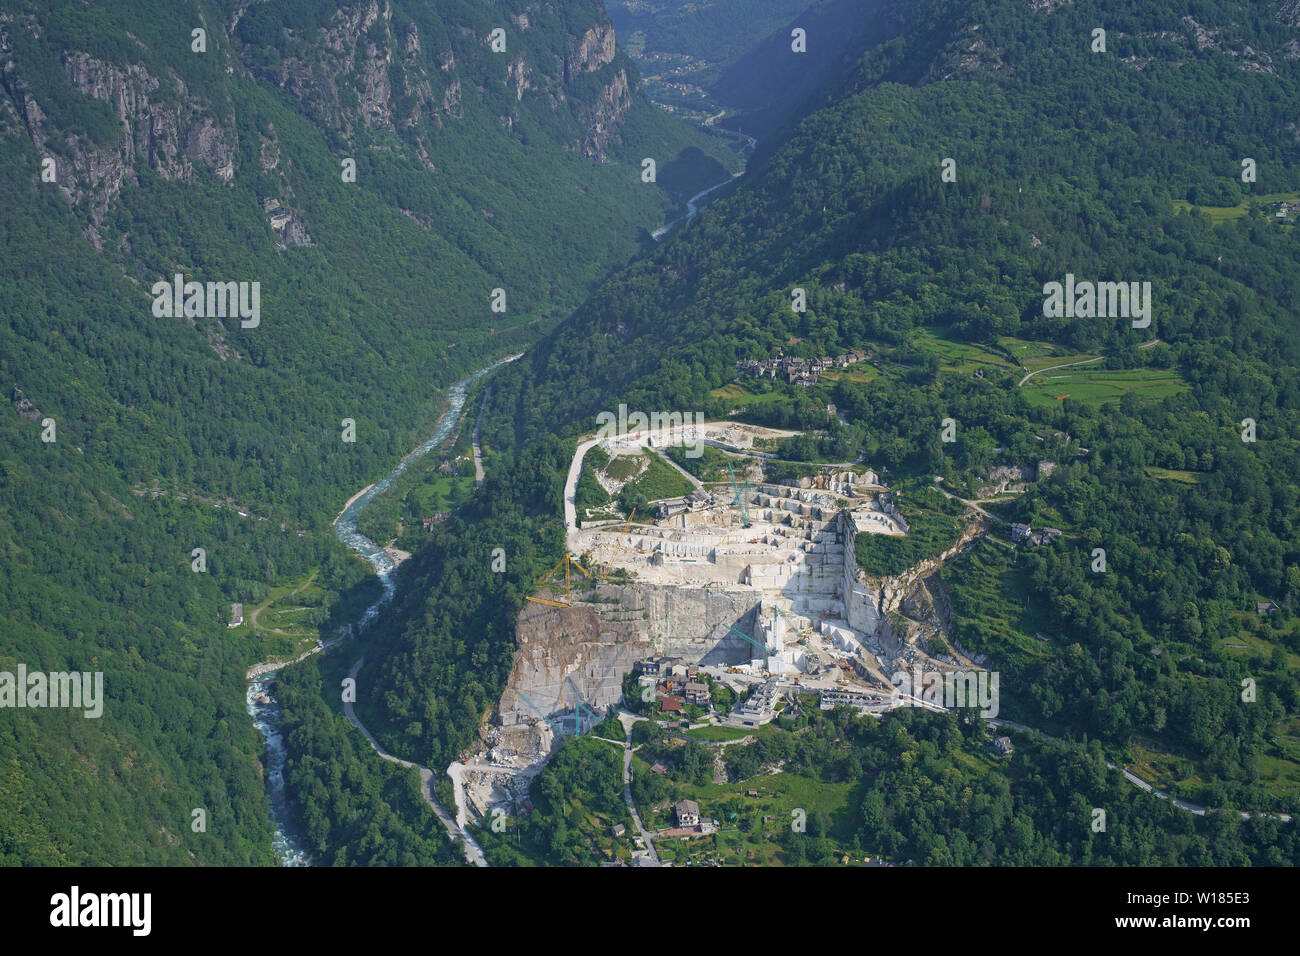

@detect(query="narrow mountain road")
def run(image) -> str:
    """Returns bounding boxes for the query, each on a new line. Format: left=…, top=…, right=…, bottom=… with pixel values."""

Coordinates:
left=1017, top=355, right=1103, bottom=388
left=247, top=569, right=318, bottom=635
left=471, top=386, right=491, bottom=487
left=932, top=478, right=1007, bottom=525
left=986, top=718, right=1291, bottom=822
left=343, top=657, right=488, bottom=866
left=616, top=711, right=659, bottom=864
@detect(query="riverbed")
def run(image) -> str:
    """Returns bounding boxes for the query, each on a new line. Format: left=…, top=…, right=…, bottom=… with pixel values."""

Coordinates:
left=245, top=353, right=522, bottom=866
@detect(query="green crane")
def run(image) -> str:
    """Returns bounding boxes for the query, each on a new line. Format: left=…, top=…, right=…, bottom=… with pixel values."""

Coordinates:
left=726, top=623, right=770, bottom=656
left=726, top=461, right=752, bottom=528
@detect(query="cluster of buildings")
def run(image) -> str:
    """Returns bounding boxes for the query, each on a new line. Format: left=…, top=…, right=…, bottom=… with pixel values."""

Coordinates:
left=419, top=512, right=450, bottom=532
left=735, top=678, right=783, bottom=725
left=818, top=688, right=878, bottom=712
left=1010, top=523, right=1062, bottom=547
left=734, top=350, right=868, bottom=387
left=637, top=658, right=713, bottom=715
left=655, top=490, right=717, bottom=519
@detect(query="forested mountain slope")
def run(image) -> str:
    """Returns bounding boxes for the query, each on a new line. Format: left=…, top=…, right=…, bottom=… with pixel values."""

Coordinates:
left=341, top=0, right=1300, bottom=861
left=0, top=0, right=722, bottom=864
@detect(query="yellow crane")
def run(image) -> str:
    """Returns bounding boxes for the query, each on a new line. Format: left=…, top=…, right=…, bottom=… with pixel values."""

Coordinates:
left=524, top=553, right=592, bottom=607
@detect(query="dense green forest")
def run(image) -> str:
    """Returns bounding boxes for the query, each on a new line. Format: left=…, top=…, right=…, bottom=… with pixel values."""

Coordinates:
left=0, top=0, right=726, bottom=864
left=276, top=657, right=463, bottom=866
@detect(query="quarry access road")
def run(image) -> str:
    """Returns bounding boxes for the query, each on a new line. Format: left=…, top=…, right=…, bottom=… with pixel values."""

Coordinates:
left=617, top=718, right=660, bottom=864
left=471, top=386, right=490, bottom=486
left=564, top=420, right=739, bottom=536
left=932, top=478, right=1008, bottom=525
left=344, top=657, right=488, bottom=866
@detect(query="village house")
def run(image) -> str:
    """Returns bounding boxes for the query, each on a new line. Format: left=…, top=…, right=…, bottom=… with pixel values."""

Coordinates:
left=735, top=350, right=869, bottom=387
left=683, top=682, right=711, bottom=706
left=675, top=799, right=701, bottom=828
left=657, top=694, right=683, bottom=714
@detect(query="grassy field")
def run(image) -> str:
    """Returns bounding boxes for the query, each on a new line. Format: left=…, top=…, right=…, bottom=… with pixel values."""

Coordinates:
left=1125, top=741, right=1209, bottom=803
left=633, top=753, right=857, bottom=866
left=226, top=568, right=328, bottom=664
left=1172, top=191, right=1300, bottom=224
left=602, top=453, right=645, bottom=483
left=242, top=569, right=323, bottom=639
left=997, top=336, right=1060, bottom=362
left=664, top=444, right=733, bottom=483
left=1221, top=610, right=1300, bottom=669
left=1020, top=366, right=1187, bottom=408
left=818, top=367, right=875, bottom=385
left=409, top=471, right=474, bottom=515
left=996, top=336, right=1102, bottom=371
left=911, top=328, right=1017, bottom=374
left=623, top=453, right=695, bottom=502
left=1262, top=717, right=1300, bottom=796
left=1144, top=466, right=1203, bottom=485
left=709, top=383, right=792, bottom=408
left=1129, top=726, right=1300, bottom=805
left=684, top=724, right=753, bottom=742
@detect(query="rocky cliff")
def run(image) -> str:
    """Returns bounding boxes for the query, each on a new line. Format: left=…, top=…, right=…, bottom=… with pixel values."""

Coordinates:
left=0, top=0, right=647, bottom=246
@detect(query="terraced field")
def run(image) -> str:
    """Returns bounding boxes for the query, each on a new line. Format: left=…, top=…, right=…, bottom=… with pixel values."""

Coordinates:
left=1172, top=191, right=1300, bottom=224
left=911, top=328, right=1017, bottom=374
left=1019, top=366, right=1187, bottom=408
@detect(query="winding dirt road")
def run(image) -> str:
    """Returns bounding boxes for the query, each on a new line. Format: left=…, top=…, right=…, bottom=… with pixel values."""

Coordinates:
left=343, top=656, right=488, bottom=866
left=1016, top=356, right=1103, bottom=388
